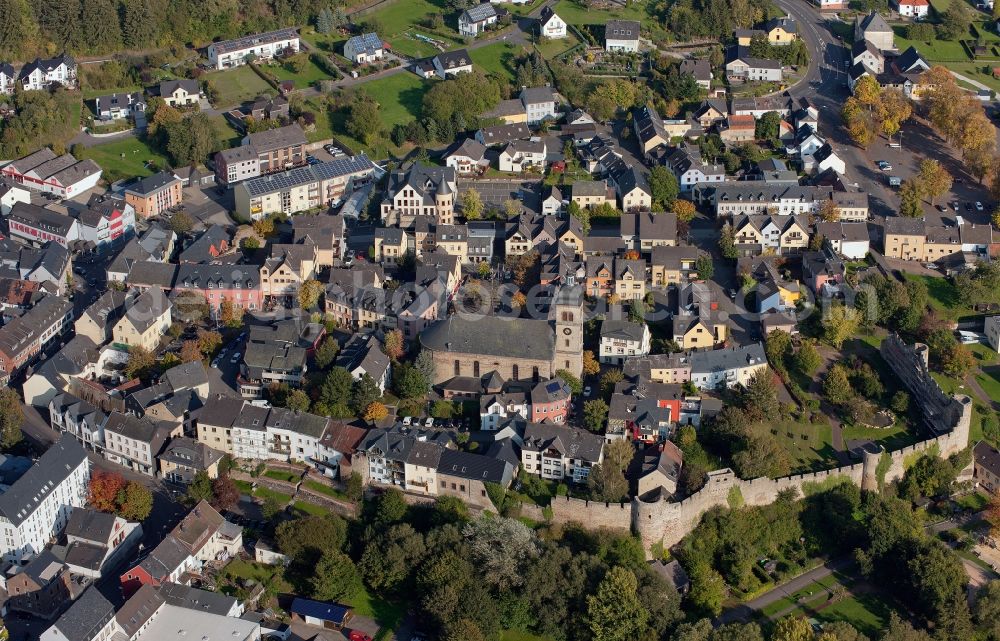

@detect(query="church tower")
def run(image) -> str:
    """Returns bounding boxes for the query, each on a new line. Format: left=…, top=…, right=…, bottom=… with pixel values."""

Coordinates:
left=553, top=285, right=584, bottom=376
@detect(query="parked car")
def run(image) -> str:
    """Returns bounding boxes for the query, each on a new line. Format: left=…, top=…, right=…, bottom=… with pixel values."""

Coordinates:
left=424, top=417, right=434, bottom=427
left=402, top=416, right=412, bottom=425
left=583, top=386, right=592, bottom=397
left=230, top=352, right=241, bottom=364
left=349, top=632, right=373, bottom=641
left=976, top=201, right=984, bottom=211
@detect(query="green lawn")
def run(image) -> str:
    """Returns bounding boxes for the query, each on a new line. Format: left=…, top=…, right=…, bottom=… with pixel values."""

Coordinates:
left=471, top=41, right=521, bottom=82
left=756, top=419, right=836, bottom=472
left=361, top=72, right=430, bottom=124
left=976, top=366, right=1000, bottom=399
left=253, top=486, right=293, bottom=504
left=304, top=479, right=349, bottom=499
left=79, top=136, right=169, bottom=180
left=234, top=479, right=253, bottom=494
left=535, top=32, right=583, bottom=60
left=265, top=58, right=335, bottom=89
left=955, top=491, right=990, bottom=511
left=814, top=591, right=898, bottom=637
left=264, top=469, right=300, bottom=483
left=347, top=586, right=407, bottom=629
left=292, top=500, right=329, bottom=516
left=359, top=0, right=463, bottom=58
left=336, top=72, right=431, bottom=155
left=903, top=273, right=963, bottom=318
left=204, top=66, right=275, bottom=107
left=841, top=422, right=924, bottom=452
left=220, top=559, right=292, bottom=592
left=208, top=114, right=242, bottom=147
left=552, top=0, right=650, bottom=26
left=760, top=573, right=844, bottom=618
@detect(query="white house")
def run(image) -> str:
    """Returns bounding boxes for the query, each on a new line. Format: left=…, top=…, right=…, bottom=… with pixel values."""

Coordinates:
left=725, top=46, right=783, bottom=82
left=0, top=62, right=15, bottom=94
left=0, top=435, right=89, bottom=564
left=433, top=49, right=473, bottom=78
left=521, top=423, right=604, bottom=484
left=599, top=319, right=652, bottom=365
left=498, top=139, right=547, bottom=172
left=539, top=7, right=567, bottom=39
left=664, top=145, right=726, bottom=192
left=93, top=92, right=147, bottom=122
left=689, top=343, right=768, bottom=389
left=207, top=28, right=300, bottom=69
left=816, top=222, right=870, bottom=259
left=343, top=32, right=384, bottom=64
left=0, top=180, right=30, bottom=215
left=896, top=0, right=929, bottom=18
left=444, top=138, right=488, bottom=176
left=986, top=316, right=1000, bottom=352
left=605, top=20, right=640, bottom=52
left=521, top=86, right=558, bottom=124
left=480, top=394, right=528, bottom=431
left=813, top=143, right=846, bottom=174
left=459, top=3, right=499, bottom=37
left=19, top=54, right=77, bottom=90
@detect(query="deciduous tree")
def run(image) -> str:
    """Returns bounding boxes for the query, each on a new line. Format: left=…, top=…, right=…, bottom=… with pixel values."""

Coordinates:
left=0, top=388, right=23, bottom=449
left=118, top=481, right=153, bottom=521
left=88, top=469, right=127, bottom=512
left=586, top=566, right=649, bottom=641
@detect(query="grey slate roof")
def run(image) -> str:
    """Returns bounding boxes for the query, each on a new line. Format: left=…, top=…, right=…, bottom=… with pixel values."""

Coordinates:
left=522, top=422, right=603, bottom=463
left=438, top=448, right=511, bottom=483
left=47, top=586, right=116, bottom=641
left=240, top=155, right=376, bottom=198
left=159, top=582, right=239, bottom=615
left=65, top=507, right=116, bottom=543
left=689, top=342, right=767, bottom=374
left=601, top=319, right=647, bottom=342
left=420, top=315, right=554, bottom=360
left=0, top=434, right=87, bottom=528
left=123, top=170, right=180, bottom=197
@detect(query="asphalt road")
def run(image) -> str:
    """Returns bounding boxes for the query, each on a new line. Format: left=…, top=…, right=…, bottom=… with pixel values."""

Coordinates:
left=777, top=0, right=994, bottom=220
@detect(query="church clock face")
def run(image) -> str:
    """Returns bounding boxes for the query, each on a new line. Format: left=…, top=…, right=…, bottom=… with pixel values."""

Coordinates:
left=563, top=327, right=572, bottom=336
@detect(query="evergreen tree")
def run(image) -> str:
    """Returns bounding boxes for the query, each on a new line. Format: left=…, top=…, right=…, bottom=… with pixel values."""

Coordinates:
left=0, top=0, right=38, bottom=59
left=121, top=0, right=156, bottom=50
left=37, top=0, right=82, bottom=48
left=316, top=7, right=332, bottom=34
left=80, top=0, right=121, bottom=51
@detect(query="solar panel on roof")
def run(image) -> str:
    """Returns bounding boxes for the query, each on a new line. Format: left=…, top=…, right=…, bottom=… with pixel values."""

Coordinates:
left=545, top=381, right=561, bottom=393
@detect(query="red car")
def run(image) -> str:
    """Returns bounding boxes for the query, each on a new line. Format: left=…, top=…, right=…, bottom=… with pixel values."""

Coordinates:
left=348, top=631, right=373, bottom=641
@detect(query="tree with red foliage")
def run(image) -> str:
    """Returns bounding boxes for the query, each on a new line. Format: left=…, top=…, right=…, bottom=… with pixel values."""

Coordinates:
left=88, top=469, right=127, bottom=512
left=210, top=474, right=240, bottom=511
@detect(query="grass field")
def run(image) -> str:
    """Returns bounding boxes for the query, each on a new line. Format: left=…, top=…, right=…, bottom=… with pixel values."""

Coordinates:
left=208, top=114, right=242, bottom=147
left=902, top=273, right=965, bottom=319
left=334, top=72, right=431, bottom=155
left=814, top=591, right=898, bottom=637
left=220, top=559, right=292, bottom=593
left=976, top=365, right=1000, bottom=399
left=893, top=19, right=1000, bottom=92
left=80, top=136, right=169, bottom=180
left=304, top=479, right=349, bottom=499
left=471, top=41, right=521, bottom=81
left=292, top=500, right=329, bottom=516
left=552, top=0, right=650, bottom=26
left=254, top=486, right=293, bottom=504
left=842, top=420, right=923, bottom=448
left=756, top=419, right=835, bottom=472
left=265, top=58, right=335, bottom=89
left=359, top=0, right=463, bottom=58
left=348, top=586, right=407, bottom=630
left=204, top=66, right=275, bottom=107
left=536, top=32, right=583, bottom=60
left=264, top=469, right=300, bottom=483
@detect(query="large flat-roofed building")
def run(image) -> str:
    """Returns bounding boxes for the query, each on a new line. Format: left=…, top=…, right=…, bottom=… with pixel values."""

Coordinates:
left=207, top=28, right=300, bottom=69
left=0, top=434, right=90, bottom=563
left=234, top=155, right=378, bottom=219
